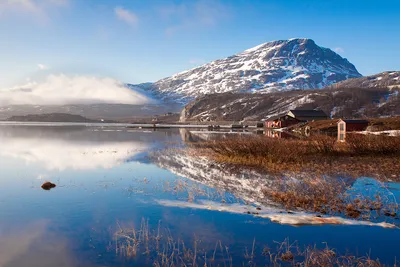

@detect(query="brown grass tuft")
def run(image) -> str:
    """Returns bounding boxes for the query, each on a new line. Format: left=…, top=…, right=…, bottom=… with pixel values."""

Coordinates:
left=190, top=134, right=400, bottom=180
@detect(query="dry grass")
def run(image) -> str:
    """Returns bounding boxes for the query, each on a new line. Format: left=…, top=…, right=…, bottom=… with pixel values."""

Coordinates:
left=262, top=176, right=399, bottom=220
left=303, top=116, right=400, bottom=132
left=190, top=134, right=400, bottom=180
left=114, top=219, right=395, bottom=266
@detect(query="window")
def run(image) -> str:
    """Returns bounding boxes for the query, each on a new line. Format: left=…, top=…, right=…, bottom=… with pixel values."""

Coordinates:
left=339, top=123, right=344, bottom=131
left=339, top=133, right=344, bottom=141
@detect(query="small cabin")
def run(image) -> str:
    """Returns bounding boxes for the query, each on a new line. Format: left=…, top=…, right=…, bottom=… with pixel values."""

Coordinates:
left=337, top=119, right=369, bottom=142
left=265, top=115, right=300, bottom=128
left=265, top=109, right=328, bottom=129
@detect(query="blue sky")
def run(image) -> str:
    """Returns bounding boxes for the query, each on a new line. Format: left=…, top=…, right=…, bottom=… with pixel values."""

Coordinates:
left=0, top=0, right=399, bottom=88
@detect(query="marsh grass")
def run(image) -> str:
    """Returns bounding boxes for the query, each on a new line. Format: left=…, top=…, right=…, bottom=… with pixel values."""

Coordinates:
left=262, top=177, right=399, bottom=220
left=114, top=219, right=393, bottom=266
left=190, top=134, right=400, bottom=179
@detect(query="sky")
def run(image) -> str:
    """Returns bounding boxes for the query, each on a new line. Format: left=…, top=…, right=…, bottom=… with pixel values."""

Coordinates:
left=0, top=0, right=399, bottom=95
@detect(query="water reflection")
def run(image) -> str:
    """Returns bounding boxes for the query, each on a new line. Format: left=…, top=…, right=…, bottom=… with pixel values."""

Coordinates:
left=0, top=126, right=399, bottom=266
left=151, top=148, right=399, bottom=227
left=0, top=126, right=176, bottom=170
left=0, top=221, right=77, bottom=267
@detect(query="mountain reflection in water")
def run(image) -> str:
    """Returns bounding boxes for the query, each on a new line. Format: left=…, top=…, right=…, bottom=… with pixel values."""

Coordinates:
left=0, top=126, right=398, bottom=266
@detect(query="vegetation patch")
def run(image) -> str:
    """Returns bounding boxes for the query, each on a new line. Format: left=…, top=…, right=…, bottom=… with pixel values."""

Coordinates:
left=190, top=134, right=400, bottom=180
left=262, top=177, right=398, bottom=220
left=114, top=219, right=393, bottom=266
left=303, top=116, right=400, bottom=133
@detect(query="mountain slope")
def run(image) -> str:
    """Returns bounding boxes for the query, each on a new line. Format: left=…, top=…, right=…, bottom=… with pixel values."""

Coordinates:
left=329, top=71, right=400, bottom=89
left=149, top=38, right=362, bottom=102
left=180, top=86, right=400, bottom=122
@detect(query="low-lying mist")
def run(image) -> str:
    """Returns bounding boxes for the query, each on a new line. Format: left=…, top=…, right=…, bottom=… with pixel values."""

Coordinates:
left=0, top=74, right=155, bottom=106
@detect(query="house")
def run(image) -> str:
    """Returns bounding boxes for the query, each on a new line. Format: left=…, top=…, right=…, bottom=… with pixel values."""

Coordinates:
left=287, top=109, right=329, bottom=121
left=265, top=115, right=283, bottom=128
left=337, top=119, right=369, bottom=142
left=265, top=115, right=300, bottom=128
left=265, top=109, right=328, bottom=128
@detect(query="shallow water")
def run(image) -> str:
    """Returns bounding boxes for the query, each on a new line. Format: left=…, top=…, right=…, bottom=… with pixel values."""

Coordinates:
left=0, top=126, right=399, bottom=266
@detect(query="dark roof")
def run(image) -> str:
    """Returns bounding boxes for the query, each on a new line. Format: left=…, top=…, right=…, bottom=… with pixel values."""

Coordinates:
left=289, top=109, right=328, bottom=118
left=265, top=114, right=286, bottom=121
left=339, top=119, right=369, bottom=124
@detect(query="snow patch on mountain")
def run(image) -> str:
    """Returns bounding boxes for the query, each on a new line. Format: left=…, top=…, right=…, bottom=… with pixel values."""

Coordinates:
left=149, top=38, right=362, bottom=102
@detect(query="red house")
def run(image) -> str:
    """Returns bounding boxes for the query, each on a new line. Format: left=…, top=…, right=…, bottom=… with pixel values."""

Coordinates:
left=337, top=119, right=369, bottom=142
left=265, top=109, right=328, bottom=128
left=265, top=115, right=301, bottom=128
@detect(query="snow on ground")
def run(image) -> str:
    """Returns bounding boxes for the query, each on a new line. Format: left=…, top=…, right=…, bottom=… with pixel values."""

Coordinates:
left=359, top=130, right=400, bottom=137
left=156, top=199, right=397, bottom=228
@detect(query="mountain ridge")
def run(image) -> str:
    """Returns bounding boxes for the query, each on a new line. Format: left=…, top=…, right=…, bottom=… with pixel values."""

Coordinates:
left=142, top=38, right=362, bottom=102
left=328, top=71, right=400, bottom=89
left=180, top=85, right=400, bottom=122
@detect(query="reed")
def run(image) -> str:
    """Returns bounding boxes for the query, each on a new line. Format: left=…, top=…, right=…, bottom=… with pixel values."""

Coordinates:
left=114, top=219, right=394, bottom=266
left=261, top=176, right=399, bottom=220
left=190, top=134, right=400, bottom=179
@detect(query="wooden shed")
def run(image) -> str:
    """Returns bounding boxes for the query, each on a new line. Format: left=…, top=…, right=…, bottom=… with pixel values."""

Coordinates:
left=337, top=119, right=369, bottom=142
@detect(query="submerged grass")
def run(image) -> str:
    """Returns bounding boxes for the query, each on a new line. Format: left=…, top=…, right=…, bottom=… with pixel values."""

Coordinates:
left=114, top=219, right=395, bottom=266
left=262, top=176, right=399, bottom=220
left=190, top=134, right=400, bottom=180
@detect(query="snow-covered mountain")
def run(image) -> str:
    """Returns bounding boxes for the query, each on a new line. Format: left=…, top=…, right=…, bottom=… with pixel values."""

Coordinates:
left=147, top=38, right=362, bottom=102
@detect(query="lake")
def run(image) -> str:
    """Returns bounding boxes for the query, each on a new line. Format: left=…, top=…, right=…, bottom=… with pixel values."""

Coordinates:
left=0, top=125, right=399, bottom=266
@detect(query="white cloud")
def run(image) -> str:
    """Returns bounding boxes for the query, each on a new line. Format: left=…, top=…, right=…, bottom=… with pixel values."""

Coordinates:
left=0, top=74, right=155, bottom=106
left=0, top=0, right=68, bottom=20
left=37, top=64, right=49, bottom=70
left=334, top=47, right=344, bottom=54
left=115, top=6, right=138, bottom=27
left=159, top=0, right=230, bottom=36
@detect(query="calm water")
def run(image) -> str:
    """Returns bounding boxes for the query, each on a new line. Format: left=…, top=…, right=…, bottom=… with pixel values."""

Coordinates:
left=0, top=126, right=399, bottom=266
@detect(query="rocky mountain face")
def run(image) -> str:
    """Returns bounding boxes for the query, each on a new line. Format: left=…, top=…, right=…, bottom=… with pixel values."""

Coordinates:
left=146, top=38, right=362, bottom=102
left=329, top=71, right=400, bottom=89
left=180, top=86, right=400, bottom=122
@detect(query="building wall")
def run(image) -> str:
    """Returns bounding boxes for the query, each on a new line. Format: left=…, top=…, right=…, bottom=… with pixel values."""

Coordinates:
left=281, top=119, right=299, bottom=128
left=346, top=123, right=369, bottom=132
left=265, top=120, right=281, bottom=128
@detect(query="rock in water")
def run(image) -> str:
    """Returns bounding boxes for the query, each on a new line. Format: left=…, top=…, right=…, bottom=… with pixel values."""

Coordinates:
left=41, top=182, right=56, bottom=190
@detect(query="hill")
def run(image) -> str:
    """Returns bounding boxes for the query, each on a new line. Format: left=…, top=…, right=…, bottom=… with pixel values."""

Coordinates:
left=5, top=113, right=107, bottom=123
left=180, top=86, right=400, bottom=122
left=329, top=71, right=400, bottom=89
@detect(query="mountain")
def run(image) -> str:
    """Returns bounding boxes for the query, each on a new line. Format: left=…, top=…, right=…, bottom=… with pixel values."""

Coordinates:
left=146, top=38, right=362, bottom=102
left=329, top=71, right=400, bottom=89
left=0, top=103, right=182, bottom=121
left=180, top=86, right=400, bottom=122
left=5, top=113, right=104, bottom=123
